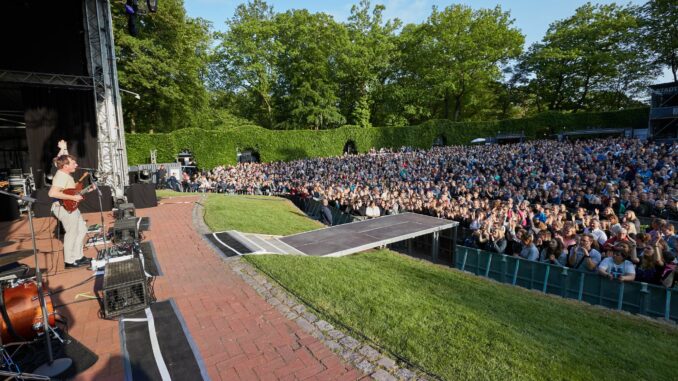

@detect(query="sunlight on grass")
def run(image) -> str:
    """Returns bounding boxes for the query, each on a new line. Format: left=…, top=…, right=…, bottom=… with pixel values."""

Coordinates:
left=246, top=250, right=678, bottom=381
left=203, top=194, right=322, bottom=235
left=155, top=189, right=195, bottom=199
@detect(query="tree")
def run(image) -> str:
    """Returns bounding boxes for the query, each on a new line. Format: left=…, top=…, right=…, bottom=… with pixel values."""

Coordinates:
left=112, top=0, right=211, bottom=133
left=272, top=10, right=348, bottom=129
left=518, top=3, right=656, bottom=112
left=396, top=5, right=523, bottom=122
left=340, top=0, right=401, bottom=127
left=642, top=0, right=678, bottom=82
left=211, top=0, right=279, bottom=128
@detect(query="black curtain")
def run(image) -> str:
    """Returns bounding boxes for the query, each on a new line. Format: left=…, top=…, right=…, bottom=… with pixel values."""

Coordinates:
left=23, top=87, right=98, bottom=189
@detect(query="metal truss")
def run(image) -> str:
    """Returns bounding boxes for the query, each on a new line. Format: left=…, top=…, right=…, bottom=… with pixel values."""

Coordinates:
left=0, top=70, right=93, bottom=89
left=83, top=0, right=128, bottom=200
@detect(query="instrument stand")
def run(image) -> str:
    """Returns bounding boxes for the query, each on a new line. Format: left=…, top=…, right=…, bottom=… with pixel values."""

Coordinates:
left=0, top=190, right=72, bottom=377
left=88, top=173, right=110, bottom=256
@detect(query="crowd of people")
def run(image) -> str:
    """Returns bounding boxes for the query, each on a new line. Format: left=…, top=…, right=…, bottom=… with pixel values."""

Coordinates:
left=158, top=138, right=678, bottom=285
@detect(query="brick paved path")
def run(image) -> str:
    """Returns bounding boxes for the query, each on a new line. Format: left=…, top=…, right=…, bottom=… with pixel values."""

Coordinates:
left=0, top=196, right=362, bottom=380
left=146, top=196, right=361, bottom=380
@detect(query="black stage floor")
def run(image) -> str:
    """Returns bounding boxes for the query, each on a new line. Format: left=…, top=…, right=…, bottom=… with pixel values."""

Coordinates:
left=280, top=213, right=457, bottom=257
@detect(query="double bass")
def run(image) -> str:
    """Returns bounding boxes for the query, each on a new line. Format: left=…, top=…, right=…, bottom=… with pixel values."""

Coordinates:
left=61, top=172, right=92, bottom=213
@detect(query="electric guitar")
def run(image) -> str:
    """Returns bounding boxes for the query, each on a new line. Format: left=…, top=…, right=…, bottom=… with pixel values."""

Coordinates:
left=61, top=172, right=93, bottom=213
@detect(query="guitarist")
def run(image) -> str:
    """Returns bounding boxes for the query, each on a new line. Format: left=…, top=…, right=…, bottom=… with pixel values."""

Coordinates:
left=48, top=143, right=94, bottom=269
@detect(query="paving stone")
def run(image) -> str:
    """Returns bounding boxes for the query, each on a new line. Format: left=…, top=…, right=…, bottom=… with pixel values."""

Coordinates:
left=296, top=317, right=316, bottom=334
left=324, top=340, right=342, bottom=352
left=356, top=360, right=375, bottom=374
left=339, top=349, right=364, bottom=364
left=315, top=320, right=334, bottom=331
left=396, top=368, right=417, bottom=380
left=302, top=311, right=318, bottom=323
left=359, top=345, right=381, bottom=361
left=327, top=329, right=345, bottom=340
left=293, top=304, right=306, bottom=314
left=377, top=356, right=397, bottom=370
left=339, top=336, right=361, bottom=350
left=268, top=297, right=281, bottom=306
left=371, top=369, right=397, bottom=381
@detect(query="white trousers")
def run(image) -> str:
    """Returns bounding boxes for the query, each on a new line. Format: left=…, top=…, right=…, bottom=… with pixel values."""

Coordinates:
left=51, top=204, right=87, bottom=264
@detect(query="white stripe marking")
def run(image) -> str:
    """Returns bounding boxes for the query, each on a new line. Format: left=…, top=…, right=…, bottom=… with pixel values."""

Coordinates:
left=146, top=307, right=172, bottom=381
left=211, top=233, right=243, bottom=256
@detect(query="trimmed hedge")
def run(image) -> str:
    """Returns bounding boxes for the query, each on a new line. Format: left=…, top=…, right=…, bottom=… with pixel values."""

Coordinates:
left=126, top=108, right=649, bottom=168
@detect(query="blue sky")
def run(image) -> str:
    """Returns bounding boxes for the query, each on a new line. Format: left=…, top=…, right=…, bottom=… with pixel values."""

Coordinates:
left=184, top=0, right=672, bottom=82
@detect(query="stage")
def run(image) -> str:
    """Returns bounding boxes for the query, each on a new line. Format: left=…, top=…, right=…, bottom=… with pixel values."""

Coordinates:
left=0, top=196, right=359, bottom=380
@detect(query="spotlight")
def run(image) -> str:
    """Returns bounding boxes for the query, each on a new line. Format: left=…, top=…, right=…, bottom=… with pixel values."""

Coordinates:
left=138, top=169, right=152, bottom=184
left=147, top=0, right=158, bottom=13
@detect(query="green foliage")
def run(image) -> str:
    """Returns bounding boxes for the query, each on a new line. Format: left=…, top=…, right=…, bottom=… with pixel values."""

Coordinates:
left=395, top=5, right=524, bottom=122
left=641, top=0, right=678, bottom=82
left=112, top=0, right=212, bottom=133
left=518, top=3, right=657, bottom=112
left=126, top=108, right=649, bottom=168
left=246, top=250, right=678, bottom=381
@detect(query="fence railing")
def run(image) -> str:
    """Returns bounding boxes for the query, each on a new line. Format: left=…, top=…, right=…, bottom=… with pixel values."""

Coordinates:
left=455, top=246, right=678, bottom=322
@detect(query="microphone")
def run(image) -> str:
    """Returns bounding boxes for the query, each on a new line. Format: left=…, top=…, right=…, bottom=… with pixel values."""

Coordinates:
left=79, top=167, right=98, bottom=171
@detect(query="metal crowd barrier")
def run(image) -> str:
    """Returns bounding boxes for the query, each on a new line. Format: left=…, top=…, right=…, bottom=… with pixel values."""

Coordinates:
left=455, top=246, right=678, bottom=322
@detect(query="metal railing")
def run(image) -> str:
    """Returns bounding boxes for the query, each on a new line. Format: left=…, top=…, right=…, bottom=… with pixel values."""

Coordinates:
left=455, top=246, right=678, bottom=322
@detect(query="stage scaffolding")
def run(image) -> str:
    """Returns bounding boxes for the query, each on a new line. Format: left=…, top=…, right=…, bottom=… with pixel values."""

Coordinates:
left=0, top=0, right=128, bottom=200
left=83, top=0, right=129, bottom=200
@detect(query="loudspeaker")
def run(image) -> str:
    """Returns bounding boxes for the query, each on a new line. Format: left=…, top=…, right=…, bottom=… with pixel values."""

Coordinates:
left=113, top=218, right=139, bottom=243
left=116, top=203, right=136, bottom=220
left=103, top=258, right=149, bottom=318
left=31, top=189, right=53, bottom=218
left=79, top=186, right=113, bottom=213
left=126, top=183, right=157, bottom=209
left=0, top=195, right=20, bottom=222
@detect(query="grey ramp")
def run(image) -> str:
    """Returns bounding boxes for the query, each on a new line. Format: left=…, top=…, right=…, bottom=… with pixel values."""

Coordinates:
left=280, top=212, right=457, bottom=257
left=240, top=233, right=304, bottom=255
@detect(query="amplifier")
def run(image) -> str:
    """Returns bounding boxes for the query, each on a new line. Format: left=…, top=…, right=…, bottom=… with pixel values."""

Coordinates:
left=115, top=203, right=136, bottom=220
left=102, top=257, right=150, bottom=318
left=113, top=218, right=139, bottom=243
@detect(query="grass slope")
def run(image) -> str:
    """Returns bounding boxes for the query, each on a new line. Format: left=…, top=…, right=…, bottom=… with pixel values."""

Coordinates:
left=203, top=194, right=322, bottom=235
left=155, top=189, right=195, bottom=199
left=246, top=251, right=678, bottom=381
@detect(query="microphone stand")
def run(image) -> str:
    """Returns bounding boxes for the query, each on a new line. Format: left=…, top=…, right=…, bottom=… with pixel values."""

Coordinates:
left=87, top=172, right=109, bottom=255
left=0, top=190, right=72, bottom=377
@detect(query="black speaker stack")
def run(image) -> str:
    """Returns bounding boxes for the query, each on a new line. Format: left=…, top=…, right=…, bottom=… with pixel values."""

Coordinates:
left=101, top=201, right=155, bottom=318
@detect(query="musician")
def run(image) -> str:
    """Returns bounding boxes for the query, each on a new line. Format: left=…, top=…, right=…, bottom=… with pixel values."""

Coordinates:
left=48, top=143, right=93, bottom=269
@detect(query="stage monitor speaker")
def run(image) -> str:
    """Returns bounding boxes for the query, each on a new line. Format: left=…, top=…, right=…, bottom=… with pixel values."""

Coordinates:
left=0, top=195, right=20, bottom=222
left=103, top=257, right=150, bottom=318
left=126, top=183, right=157, bottom=209
left=31, top=189, right=53, bottom=218
left=79, top=186, right=113, bottom=213
left=116, top=203, right=136, bottom=220
left=113, top=218, right=139, bottom=243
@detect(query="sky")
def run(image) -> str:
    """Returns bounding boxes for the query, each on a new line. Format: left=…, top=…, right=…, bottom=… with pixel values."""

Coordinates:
left=183, top=0, right=672, bottom=82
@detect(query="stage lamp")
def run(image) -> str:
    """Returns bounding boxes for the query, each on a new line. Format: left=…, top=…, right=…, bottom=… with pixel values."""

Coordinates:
left=147, top=0, right=158, bottom=13
left=120, top=88, right=141, bottom=100
left=138, top=169, right=152, bottom=184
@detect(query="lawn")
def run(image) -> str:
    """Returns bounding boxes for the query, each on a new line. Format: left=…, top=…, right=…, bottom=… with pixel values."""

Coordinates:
left=200, top=194, right=678, bottom=380
left=247, top=251, right=678, bottom=380
left=155, top=189, right=195, bottom=199
left=203, top=194, right=322, bottom=235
